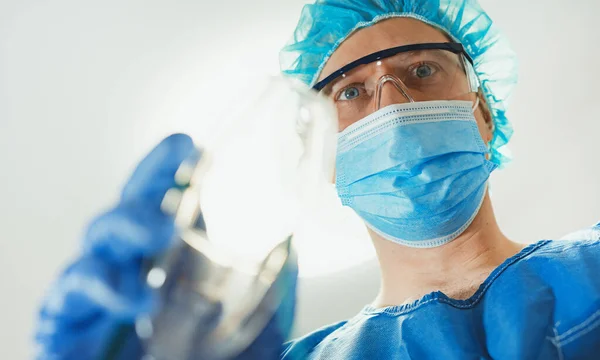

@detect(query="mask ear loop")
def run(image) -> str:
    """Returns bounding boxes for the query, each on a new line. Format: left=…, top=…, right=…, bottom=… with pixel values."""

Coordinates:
left=460, top=54, right=492, bottom=159
left=374, top=74, right=415, bottom=111
left=471, top=96, right=480, bottom=113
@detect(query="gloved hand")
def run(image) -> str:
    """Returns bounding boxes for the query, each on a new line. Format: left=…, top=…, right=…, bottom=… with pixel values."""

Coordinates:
left=35, top=134, right=298, bottom=360
left=35, top=134, right=196, bottom=359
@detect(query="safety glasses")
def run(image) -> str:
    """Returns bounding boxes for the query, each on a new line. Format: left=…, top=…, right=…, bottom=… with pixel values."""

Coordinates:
left=312, top=42, right=480, bottom=130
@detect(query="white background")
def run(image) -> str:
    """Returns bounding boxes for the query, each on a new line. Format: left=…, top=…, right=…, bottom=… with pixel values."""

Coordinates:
left=1, top=0, right=599, bottom=358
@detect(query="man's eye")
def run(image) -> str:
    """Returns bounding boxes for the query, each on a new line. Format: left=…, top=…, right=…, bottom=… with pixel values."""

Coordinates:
left=414, top=63, right=434, bottom=78
left=336, top=86, right=362, bottom=101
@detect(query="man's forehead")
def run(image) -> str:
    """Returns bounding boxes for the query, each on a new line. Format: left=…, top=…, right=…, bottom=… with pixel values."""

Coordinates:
left=318, top=18, right=451, bottom=82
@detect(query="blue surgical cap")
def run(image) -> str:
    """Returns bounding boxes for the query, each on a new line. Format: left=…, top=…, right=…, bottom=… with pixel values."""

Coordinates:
left=280, top=0, right=518, bottom=167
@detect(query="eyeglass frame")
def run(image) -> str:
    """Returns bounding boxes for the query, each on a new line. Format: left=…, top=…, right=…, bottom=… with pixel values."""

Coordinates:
left=312, top=42, right=476, bottom=93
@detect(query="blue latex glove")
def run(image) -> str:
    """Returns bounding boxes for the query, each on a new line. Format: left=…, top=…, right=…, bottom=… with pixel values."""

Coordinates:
left=35, top=134, right=298, bottom=360
left=35, top=134, right=196, bottom=359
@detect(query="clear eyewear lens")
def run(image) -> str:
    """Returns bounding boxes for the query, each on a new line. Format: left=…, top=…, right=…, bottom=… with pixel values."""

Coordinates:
left=326, top=49, right=479, bottom=130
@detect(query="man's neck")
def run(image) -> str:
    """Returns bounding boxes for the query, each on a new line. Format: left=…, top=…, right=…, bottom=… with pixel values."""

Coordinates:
left=370, top=193, right=525, bottom=307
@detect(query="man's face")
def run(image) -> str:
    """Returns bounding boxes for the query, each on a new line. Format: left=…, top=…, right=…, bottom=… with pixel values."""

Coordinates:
left=317, top=17, right=493, bottom=145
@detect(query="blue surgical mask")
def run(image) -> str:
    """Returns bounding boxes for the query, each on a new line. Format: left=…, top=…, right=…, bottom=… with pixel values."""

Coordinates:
left=335, top=100, right=496, bottom=248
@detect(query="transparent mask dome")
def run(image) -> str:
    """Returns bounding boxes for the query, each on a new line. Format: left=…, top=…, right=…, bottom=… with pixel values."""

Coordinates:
left=195, top=76, right=338, bottom=268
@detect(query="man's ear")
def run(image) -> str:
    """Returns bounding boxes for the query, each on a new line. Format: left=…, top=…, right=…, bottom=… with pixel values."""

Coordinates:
left=478, top=90, right=494, bottom=143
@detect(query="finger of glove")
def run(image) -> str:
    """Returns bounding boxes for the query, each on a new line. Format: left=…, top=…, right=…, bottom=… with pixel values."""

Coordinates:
left=121, top=133, right=197, bottom=208
left=84, top=201, right=175, bottom=262
left=35, top=255, right=153, bottom=357
left=85, top=134, right=196, bottom=261
left=35, top=321, right=142, bottom=360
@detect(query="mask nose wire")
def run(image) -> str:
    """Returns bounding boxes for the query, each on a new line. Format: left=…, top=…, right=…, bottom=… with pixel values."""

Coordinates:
left=374, top=74, right=415, bottom=111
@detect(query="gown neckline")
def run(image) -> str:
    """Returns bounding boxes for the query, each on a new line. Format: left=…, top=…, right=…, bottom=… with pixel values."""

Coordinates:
left=361, top=240, right=552, bottom=316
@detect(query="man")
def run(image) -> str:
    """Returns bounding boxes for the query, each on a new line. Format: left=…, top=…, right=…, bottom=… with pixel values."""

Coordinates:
left=36, top=1, right=600, bottom=359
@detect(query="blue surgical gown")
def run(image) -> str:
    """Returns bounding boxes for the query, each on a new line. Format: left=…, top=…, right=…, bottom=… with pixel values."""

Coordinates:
left=282, top=237, right=600, bottom=359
